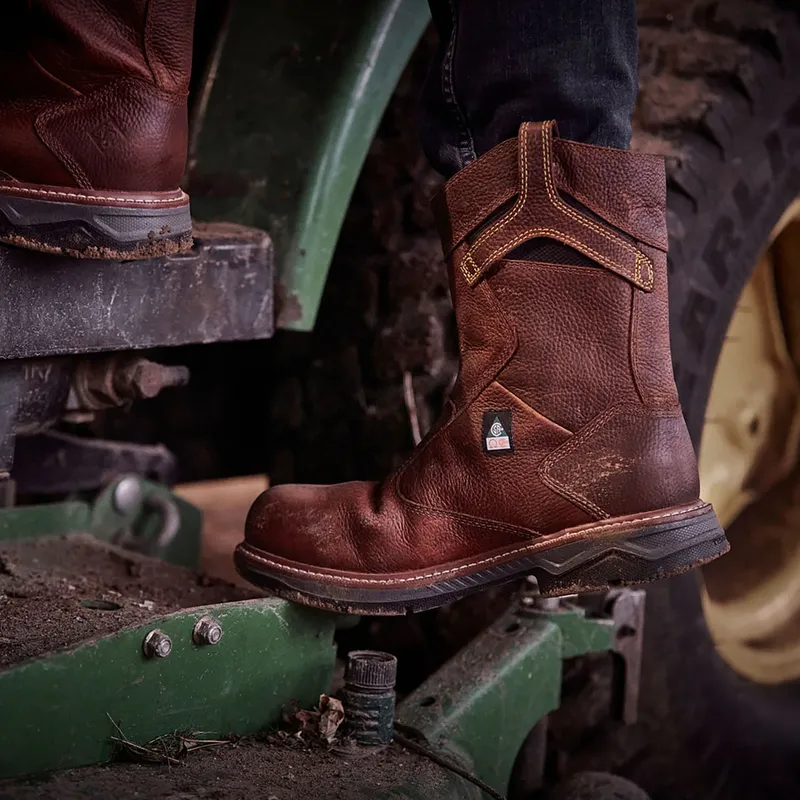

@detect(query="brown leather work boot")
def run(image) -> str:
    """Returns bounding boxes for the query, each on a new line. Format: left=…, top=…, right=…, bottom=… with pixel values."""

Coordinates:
left=237, top=121, right=729, bottom=615
left=0, top=1, right=195, bottom=260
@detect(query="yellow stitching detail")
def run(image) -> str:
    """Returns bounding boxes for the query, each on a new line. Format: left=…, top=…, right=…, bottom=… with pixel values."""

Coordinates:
left=468, top=121, right=531, bottom=250
left=458, top=121, right=533, bottom=282
left=0, top=185, right=188, bottom=205
left=542, top=133, right=624, bottom=247
left=240, top=502, right=708, bottom=585
left=462, top=252, right=481, bottom=282
left=478, top=227, right=635, bottom=281
left=458, top=121, right=654, bottom=289
left=635, top=253, right=653, bottom=289
left=539, top=131, right=652, bottom=288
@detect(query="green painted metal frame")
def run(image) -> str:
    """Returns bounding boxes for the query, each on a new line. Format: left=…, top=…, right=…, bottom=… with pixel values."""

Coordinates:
left=89, top=478, right=203, bottom=568
left=397, top=603, right=615, bottom=797
left=190, top=0, right=431, bottom=331
left=0, top=477, right=202, bottom=569
left=0, top=591, right=615, bottom=794
left=0, top=598, right=336, bottom=779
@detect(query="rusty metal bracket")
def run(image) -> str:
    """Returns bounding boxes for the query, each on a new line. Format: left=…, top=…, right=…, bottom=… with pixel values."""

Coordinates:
left=606, top=588, right=647, bottom=724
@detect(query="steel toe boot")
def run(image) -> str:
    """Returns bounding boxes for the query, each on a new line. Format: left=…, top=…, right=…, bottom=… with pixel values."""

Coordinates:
left=237, top=121, right=729, bottom=615
left=0, top=0, right=195, bottom=259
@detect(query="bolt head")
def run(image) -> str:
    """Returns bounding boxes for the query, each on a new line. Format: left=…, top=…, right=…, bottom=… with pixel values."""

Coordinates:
left=114, top=476, right=142, bottom=515
left=143, top=629, right=172, bottom=658
left=192, top=615, right=223, bottom=646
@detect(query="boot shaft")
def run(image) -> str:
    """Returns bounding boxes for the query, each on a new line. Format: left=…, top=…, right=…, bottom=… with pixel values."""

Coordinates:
left=434, top=121, right=679, bottom=429
left=0, top=0, right=196, bottom=191
left=420, top=122, right=699, bottom=526
left=20, top=1, right=195, bottom=96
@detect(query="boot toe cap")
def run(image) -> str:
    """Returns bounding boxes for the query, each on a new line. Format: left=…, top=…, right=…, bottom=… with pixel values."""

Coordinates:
left=243, top=483, right=370, bottom=570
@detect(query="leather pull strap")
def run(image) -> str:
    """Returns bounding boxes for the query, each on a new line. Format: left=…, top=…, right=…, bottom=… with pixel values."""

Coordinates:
left=458, top=121, right=654, bottom=291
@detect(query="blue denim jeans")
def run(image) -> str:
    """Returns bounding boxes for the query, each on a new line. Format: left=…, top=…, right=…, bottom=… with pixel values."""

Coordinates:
left=420, top=0, right=639, bottom=176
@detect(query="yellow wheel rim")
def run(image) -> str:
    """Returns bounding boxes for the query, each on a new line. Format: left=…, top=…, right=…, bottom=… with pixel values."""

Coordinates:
left=700, top=199, right=800, bottom=684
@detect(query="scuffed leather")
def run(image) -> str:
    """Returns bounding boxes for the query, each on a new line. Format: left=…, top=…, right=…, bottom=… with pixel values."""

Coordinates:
left=244, top=122, right=702, bottom=577
left=398, top=381, right=592, bottom=536
left=245, top=481, right=539, bottom=575
left=0, top=0, right=194, bottom=191
left=542, top=406, right=699, bottom=519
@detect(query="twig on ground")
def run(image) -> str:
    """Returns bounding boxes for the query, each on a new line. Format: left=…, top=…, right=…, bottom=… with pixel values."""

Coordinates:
left=107, top=714, right=182, bottom=766
left=403, top=371, right=423, bottom=445
left=106, top=714, right=231, bottom=765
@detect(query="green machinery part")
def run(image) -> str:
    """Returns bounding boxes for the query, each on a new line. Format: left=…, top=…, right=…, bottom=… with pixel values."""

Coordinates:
left=0, top=476, right=202, bottom=568
left=398, top=603, right=615, bottom=795
left=0, top=599, right=336, bottom=780
left=0, top=568, right=616, bottom=800
left=0, top=478, right=623, bottom=795
left=189, top=0, right=431, bottom=332
left=0, top=477, right=335, bottom=779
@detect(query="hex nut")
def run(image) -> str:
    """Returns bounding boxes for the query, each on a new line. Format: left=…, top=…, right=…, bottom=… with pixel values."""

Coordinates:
left=192, top=615, right=223, bottom=646
left=143, top=629, right=173, bottom=659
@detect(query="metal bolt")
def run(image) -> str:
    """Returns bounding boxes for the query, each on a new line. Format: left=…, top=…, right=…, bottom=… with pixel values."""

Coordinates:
left=117, top=360, right=190, bottom=400
left=192, top=615, right=223, bottom=646
left=142, top=629, right=172, bottom=658
left=114, top=476, right=142, bottom=515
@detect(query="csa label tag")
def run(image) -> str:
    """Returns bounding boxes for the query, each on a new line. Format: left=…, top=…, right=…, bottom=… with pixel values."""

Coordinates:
left=482, top=410, right=513, bottom=455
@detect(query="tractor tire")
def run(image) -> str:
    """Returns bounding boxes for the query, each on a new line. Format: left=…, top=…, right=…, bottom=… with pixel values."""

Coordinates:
left=547, top=773, right=651, bottom=800
left=635, top=0, right=800, bottom=797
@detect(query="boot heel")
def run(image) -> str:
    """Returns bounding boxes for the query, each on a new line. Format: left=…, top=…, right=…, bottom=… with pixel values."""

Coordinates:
left=532, top=505, right=729, bottom=597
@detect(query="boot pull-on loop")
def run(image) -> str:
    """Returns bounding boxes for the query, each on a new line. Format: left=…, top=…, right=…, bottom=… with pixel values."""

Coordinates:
left=458, top=121, right=654, bottom=291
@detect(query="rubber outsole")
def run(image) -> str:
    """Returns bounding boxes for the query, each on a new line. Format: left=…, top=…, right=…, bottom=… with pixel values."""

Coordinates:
left=235, top=503, right=729, bottom=615
left=0, top=191, right=192, bottom=260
